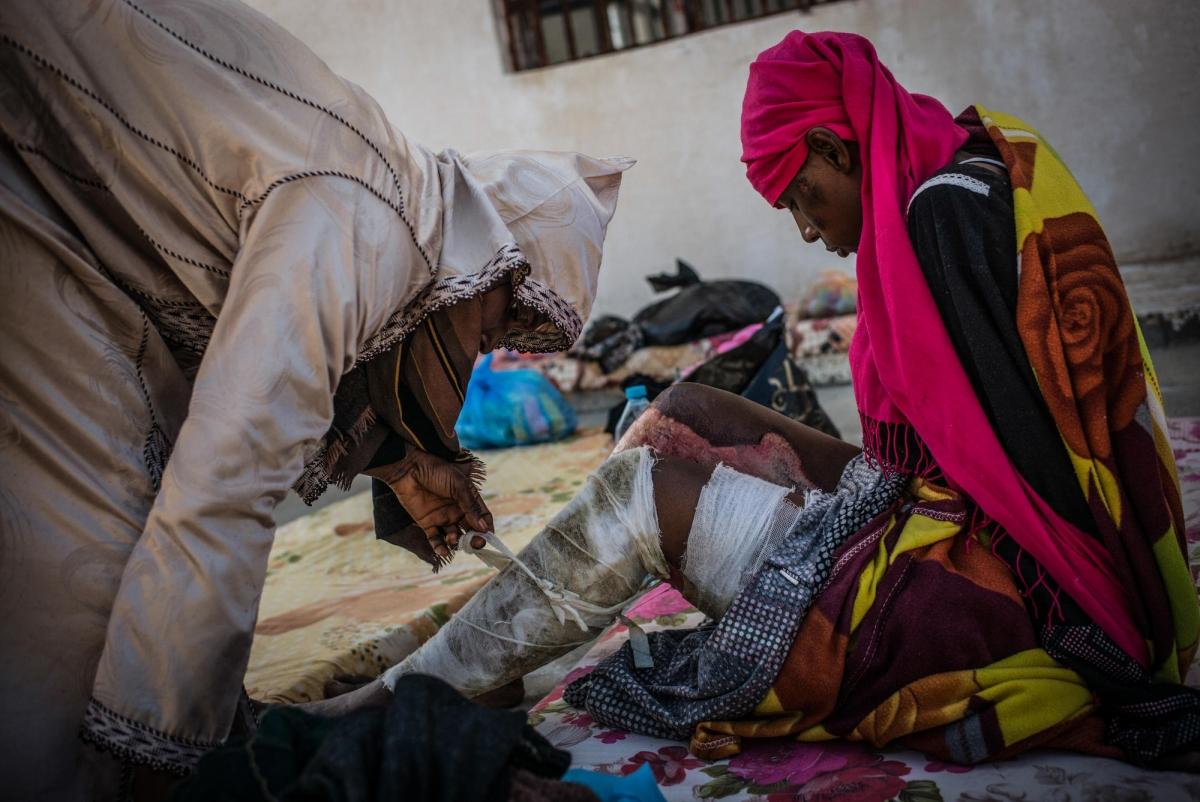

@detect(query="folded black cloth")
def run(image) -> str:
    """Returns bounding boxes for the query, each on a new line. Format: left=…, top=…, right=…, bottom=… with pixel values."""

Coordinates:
left=172, top=675, right=579, bottom=802
left=634, top=260, right=780, bottom=346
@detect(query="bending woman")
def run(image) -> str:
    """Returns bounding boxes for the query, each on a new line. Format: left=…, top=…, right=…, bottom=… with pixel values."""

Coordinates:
left=0, top=0, right=629, bottom=796
left=319, top=31, right=1197, bottom=768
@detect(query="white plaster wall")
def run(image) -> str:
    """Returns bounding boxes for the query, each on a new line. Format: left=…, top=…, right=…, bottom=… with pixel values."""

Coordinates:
left=243, top=0, right=1200, bottom=317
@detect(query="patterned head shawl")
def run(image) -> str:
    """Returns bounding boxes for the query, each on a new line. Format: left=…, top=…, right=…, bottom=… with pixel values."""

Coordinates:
left=741, top=31, right=1194, bottom=675
left=293, top=150, right=632, bottom=567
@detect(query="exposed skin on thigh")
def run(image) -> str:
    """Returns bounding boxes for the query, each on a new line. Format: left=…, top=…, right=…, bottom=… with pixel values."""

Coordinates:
left=619, top=383, right=860, bottom=492
left=651, top=454, right=804, bottom=605
left=651, top=455, right=712, bottom=567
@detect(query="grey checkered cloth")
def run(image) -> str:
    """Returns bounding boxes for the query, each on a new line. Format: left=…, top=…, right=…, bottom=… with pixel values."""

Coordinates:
left=563, top=453, right=906, bottom=739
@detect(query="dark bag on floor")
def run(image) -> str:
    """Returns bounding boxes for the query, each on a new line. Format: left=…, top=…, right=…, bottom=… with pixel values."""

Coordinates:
left=574, top=315, right=645, bottom=374
left=604, top=314, right=841, bottom=440
left=686, top=310, right=841, bottom=439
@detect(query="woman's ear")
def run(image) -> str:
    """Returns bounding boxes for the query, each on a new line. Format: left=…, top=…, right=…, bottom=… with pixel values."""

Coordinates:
left=805, top=127, right=855, bottom=175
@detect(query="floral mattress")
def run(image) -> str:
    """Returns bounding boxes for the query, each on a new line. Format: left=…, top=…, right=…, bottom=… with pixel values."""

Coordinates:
left=530, top=417, right=1200, bottom=801
left=250, top=419, right=1200, bottom=800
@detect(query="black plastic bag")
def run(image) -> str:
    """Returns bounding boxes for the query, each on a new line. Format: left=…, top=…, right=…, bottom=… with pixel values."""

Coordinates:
left=633, top=260, right=781, bottom=346
left=580, top=315, right=632, bottom=347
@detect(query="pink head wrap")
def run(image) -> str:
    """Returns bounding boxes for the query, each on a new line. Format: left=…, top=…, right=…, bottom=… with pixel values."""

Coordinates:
left=740, top=32, right=962, bottom=207
left=739, top=31, right=1147, bottom=664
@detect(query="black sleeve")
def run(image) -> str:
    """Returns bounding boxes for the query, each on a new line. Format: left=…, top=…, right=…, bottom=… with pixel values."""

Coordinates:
left=366, top=429, right=408, bottom=469
left=907, top=173, right=1097, bottom=537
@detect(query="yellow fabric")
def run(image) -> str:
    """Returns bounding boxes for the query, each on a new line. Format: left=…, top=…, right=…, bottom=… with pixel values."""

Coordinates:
left=694, top=476, right=1100, bottom=762
left=979, top=105, right=1199, bottom=679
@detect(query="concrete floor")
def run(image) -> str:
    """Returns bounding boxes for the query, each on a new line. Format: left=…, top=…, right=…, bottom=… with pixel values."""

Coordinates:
left=1154, top=341, right=1200, bottom=417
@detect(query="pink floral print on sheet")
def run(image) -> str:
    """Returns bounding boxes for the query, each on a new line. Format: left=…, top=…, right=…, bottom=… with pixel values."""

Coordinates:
left=528, top=419, right=1200, bottom=801
left=619, top=746, right=706, bottom=786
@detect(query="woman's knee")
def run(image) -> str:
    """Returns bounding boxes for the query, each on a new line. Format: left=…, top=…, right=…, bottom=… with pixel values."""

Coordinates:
left=650, top=455, right=714, bottom=567
left=617, top=384, right=728, bottom=451
left=652, top=382, right=733, bottom=420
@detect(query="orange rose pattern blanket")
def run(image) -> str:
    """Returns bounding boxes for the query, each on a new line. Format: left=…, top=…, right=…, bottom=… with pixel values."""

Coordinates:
left=690, top=110, right=1199, bottom=764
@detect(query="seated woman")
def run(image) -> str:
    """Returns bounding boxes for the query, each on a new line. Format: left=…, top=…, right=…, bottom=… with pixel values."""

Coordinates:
left=315, top=31, right=1198, bottom=767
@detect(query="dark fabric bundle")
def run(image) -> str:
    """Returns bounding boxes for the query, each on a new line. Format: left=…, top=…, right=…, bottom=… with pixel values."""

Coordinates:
left=575, top=261, right=780, bottom=373
left=643, top=259, right=701, bottom=292
left=601, top=315, right=841, bottom=440
left=172, top=675, right=591, bottom=802
left=573, top=315, right=644, bottom=374
left=632, top=260, right=781, bottom=347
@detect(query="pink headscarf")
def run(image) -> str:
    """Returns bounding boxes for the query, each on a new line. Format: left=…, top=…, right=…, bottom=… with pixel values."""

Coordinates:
left=740, top=31, right=1146, bottom=664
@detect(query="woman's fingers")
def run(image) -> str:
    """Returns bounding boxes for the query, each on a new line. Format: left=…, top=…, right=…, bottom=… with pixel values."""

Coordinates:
left=446, top=468, right=492, bottom=533
left=424, top=527, right=449, bottom=559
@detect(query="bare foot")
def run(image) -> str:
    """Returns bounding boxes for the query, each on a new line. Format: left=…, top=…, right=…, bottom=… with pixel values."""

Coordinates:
left=297, top=678, right=392, bottom=717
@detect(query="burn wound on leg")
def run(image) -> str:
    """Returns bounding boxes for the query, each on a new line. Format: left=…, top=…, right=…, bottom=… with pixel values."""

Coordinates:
left=615, top=406, right=814, bottom=490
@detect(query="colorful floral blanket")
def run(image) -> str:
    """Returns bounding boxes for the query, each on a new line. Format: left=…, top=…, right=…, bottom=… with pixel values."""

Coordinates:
left=532, top=417, right=1200, bottom=800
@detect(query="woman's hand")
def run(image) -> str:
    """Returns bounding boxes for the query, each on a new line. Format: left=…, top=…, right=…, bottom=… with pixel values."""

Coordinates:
left=368, top=450, right=493, bottom=559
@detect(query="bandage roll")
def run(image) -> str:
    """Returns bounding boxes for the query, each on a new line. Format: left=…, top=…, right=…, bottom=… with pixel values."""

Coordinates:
left=680, top=464, right=802, bottom=618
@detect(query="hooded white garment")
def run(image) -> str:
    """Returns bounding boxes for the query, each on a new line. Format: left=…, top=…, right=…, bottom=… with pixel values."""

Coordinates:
left=0, top=0, right=629, bottom=794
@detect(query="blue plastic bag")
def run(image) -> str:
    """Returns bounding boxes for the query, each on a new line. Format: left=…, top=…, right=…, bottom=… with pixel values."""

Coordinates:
left=562, top=764, right=666, bottom=801
left=455, top=354, right=577, bottom=449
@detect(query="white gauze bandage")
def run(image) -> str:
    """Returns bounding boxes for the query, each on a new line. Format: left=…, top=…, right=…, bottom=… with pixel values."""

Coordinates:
left=381, top=446, right=668, bottom=696
left=680, top=463, right=802, bottom=618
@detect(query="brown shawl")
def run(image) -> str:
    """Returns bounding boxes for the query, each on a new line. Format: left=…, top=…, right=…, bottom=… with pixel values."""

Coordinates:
left=294, top=294, right=490, bottom=568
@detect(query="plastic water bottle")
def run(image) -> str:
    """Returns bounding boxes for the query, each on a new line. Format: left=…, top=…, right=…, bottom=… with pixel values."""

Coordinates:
left=614, top=385, right=650, bottom=442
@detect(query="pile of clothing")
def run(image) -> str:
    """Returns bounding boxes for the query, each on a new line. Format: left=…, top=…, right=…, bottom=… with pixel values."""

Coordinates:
left=573, top=260, right=781, bottom=372
left=174, top=675, right=663, bottom=802
left=575, top=261, right=843, bottom=438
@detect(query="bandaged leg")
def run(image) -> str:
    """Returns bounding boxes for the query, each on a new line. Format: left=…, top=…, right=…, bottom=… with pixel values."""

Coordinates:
left=381, top=446, right=669, bottom=697
left=677, top=463, right=804, bottom=618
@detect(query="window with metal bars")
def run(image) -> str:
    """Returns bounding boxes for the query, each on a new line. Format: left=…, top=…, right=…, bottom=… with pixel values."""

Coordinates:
left=496, top=1, right=844, bottom=71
